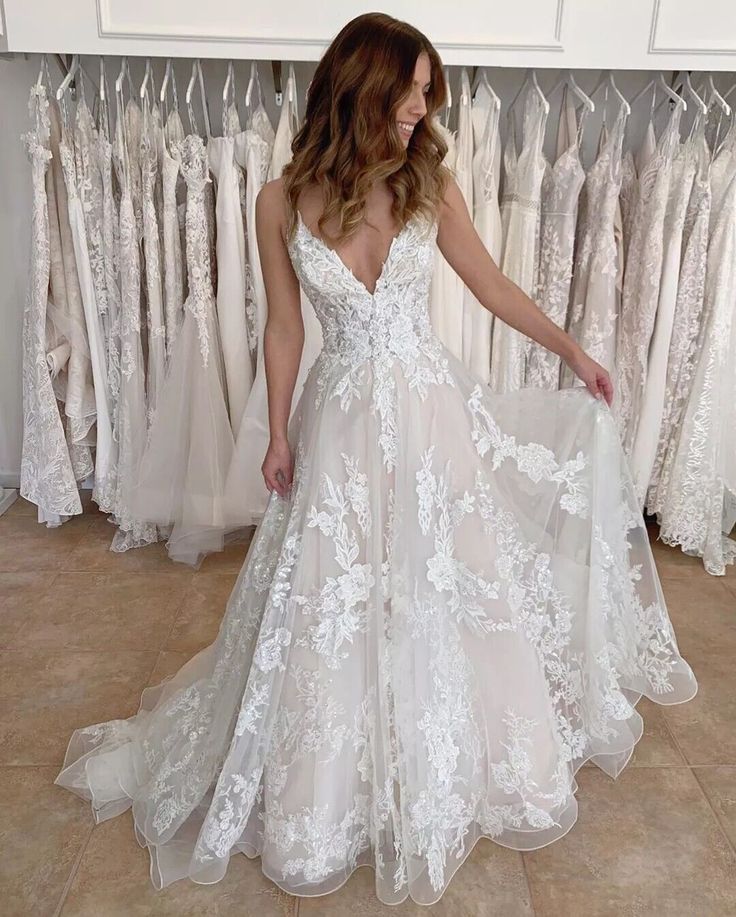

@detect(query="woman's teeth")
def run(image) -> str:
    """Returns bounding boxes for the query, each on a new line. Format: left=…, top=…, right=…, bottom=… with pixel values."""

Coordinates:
left=398, top=121, right=415, bottom=134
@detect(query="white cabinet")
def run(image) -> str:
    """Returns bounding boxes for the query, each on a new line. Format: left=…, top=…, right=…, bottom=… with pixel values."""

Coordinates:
left=2, top=0, right=736, bottom=69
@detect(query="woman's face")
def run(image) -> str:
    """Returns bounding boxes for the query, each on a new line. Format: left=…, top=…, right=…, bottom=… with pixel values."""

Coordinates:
left=394, top=51, right=431, bottom=147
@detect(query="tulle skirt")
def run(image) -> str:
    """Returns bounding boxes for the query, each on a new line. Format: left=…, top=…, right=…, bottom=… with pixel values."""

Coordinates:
left=55, top=344, right=697, bottom=906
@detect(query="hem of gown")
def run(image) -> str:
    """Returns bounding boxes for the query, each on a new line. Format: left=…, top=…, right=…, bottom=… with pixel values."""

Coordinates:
left=53, top=677, right=698, bottom=907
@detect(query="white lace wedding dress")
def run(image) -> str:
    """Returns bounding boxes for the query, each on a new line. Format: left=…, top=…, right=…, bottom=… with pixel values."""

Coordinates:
left=55, top=203, right=697, bottom=907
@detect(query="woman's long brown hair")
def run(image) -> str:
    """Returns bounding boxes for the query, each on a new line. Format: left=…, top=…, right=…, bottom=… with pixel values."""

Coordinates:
left=281, top=12, right=451, bottom=243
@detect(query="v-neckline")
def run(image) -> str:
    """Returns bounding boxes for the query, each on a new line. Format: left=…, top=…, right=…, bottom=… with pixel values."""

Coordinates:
left=296, top=210, right=410, bottom=297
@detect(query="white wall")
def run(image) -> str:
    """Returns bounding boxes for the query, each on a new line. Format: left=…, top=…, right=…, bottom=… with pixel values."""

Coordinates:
left=0, top=54, right=37, bottom=483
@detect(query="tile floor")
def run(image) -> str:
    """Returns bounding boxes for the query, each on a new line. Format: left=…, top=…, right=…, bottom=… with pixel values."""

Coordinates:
left=1, top=495, right=735, bottom=916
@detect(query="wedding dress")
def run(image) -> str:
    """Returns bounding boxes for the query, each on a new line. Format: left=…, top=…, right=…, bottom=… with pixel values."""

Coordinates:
left=562, top=102, right=628, bottom=387
left=463, top=72, right=501, bottom=382
left=526, top=85, right=586, bottom=390
left=55, top=199, right=697, bottom=907
left=654, top=130, right=736, bottom=575
left=130, top=133, right=234, bottom=565
left=490, top=86, right=548, bottom=392
left=208, top=95, right=255, bottom=432
left=614, top=103, right=682, bottom=454
left=20, top=74, right=81, bottom=521
left=428, top=115, right=463, bottom=360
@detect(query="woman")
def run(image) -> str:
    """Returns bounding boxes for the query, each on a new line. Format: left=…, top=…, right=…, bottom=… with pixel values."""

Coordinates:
left=55, top=13, right=697, bottom=907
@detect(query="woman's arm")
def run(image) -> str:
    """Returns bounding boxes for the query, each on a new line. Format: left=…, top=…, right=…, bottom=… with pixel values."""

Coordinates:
left=256, top=178, right=305, bottom=496
left=436, top=177, right=613, bottom=405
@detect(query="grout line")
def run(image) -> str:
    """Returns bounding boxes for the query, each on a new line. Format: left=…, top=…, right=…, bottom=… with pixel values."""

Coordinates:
left=690, top=766, right=736, bottom=859
left=51, top=820, right=95, bottom=917
left=520, top=852, right=538, bottom=916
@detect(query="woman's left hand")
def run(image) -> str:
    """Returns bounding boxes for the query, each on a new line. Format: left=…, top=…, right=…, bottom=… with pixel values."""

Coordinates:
left=565, top=346, right=614, bottom=406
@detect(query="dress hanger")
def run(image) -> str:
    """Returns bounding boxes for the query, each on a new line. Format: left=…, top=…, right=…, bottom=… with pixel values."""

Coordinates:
left=442, top=66, right=453, bottom=129
left=590, top=70, right=631, bottom=126
left=476, top=69, right=501, bottom=112
left=222, top=60, right=237, bottom=135
left=508, top=68, right=550, bottom=116
left=139, top=58, right=153, bottom=102
left=244, top=61, right=266, bottom=126
left=630, top=72, right=687, bottom=113
left=547, top=70, right=595, bottom=114
left=186, top=58, right=211, bottom=138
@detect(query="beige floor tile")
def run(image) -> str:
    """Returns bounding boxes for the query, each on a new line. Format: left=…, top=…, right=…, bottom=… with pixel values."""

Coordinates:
left=657, top=578, right=736, bottom=765
left=523, top=767, right=736, bottom=916
left=0, top=648, right=157, bottom=766
left=0, top=516, right=91, bottom=572
left=197, top=534, right=254, bottom=574
left=0, top=765, right=92, bottom=917
left=1, top=571, right=190, bottom=652
left=2, top=496, right=37, bottom=517
left=693, top=766, right=736, bottom=850
left=165, top=572, right=238, bottom=654
left=59, top=815, right=297, bottom=916
left=298, top=840, right=532, bottom=916
left=628, top=698, right=686, bottom=767
left=64, top=517, right=178, bottom=573
left=0, top=571, right=56, bottom=646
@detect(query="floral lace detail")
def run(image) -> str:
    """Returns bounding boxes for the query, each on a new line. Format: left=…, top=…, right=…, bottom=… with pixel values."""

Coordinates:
left=564, top=107, right=627, bottom=382
left=20, top=82, right=82, bottom=518
left=467, top=385, right=589, bottom=517
left=172, top=134, right=216, bottom=366
left=288, top=214, right=455, bottom=470
left=615, top=106, right=682, bottom=452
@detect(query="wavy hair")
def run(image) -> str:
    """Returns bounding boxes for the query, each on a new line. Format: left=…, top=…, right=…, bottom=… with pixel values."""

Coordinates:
left=281, top=12, right=450, bottom=243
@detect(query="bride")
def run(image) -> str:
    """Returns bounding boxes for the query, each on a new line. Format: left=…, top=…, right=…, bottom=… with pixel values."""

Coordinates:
left=55, top=11, right=697, bottom=907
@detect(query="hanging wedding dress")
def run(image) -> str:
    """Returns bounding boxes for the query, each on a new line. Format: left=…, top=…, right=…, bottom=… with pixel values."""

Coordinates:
left=47, top=95, right=95, bottom=484
left=526, top=85, right=586, bottom=390
left=60, top=84, right=115, bottom=512
left=130, top=133, right=234, bottom=565
left=629, top=116, right=700, bottom=504
left=224, top=69, right=322, bottom=528
left=463, top=71, right=501, bottom=383
left=159, top=82, right=187, bottom=359
left=428, top=109, right=463, bottom=360
left=614, top=97, right=682, bottom=454
left=562, top=100, right=628, bottom=385
left=646, top=127, right=711, bottom=516
left=654, top=128, right=736, bottom=575
left=489, top=85, right=548, bottom=392
left=208, top=70, right=255, bottom=432
left=20, top=69, right=81, bottom=521
left=140, top=87, right=167, bottom=427
left=109, top=86, right=159, bottom=553
left=56, top=198, right=697, bottom=907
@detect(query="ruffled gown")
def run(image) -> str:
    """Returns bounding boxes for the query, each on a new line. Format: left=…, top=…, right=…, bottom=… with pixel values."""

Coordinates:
left=55, top=205, right=697, bottom=907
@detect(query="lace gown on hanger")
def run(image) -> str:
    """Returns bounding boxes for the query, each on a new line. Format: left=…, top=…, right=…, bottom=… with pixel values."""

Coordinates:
left=130, top=134, right=234, bottom=565
left=562, top=103, right=627, bottom=387
left=428, top=116, right=463, bottom=360
left=614, top=104, right=682, bottom=454
left=160, top=106, right=187, bottom=358
left=526, top=86, right=586, bottom=390
left=463, top=75, right=502, bottom=382
left=654, top=134, right=736, bottom=575
left=56, top=198, right=697, bottom=907
left=490, top=87, right=548, bottom=393
left=225, top=92, right=322, bottom=529
left=208, top=103, right=255, bottom=432
left=20, top=79, right=81, bottom=521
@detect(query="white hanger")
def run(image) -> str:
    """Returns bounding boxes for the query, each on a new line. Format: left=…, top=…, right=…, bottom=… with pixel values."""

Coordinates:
left=477, top=69, right=501, bottom=111
left=186, top=59, right=211, bottom=138
left=590, top=70, right=631, bottom=120
left=548, top=70, right=595, bottom=113
left=222, top=60, right=235, bottom=107
left=509, top=68, right=550, bottom=116
left=115, top=56, right=134, bottom=97
left=631, top=72, right=687, bottom=112
left=55, top=53, right=79, bottom=101
left=139, top=58, right=153, bottom=102
left=699, top=74, right=732, bottom=118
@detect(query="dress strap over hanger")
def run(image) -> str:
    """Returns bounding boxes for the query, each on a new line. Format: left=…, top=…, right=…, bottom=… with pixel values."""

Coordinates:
left=222, top=60, right=237, bottom=136
left=187, top=59, right=211, bottom=139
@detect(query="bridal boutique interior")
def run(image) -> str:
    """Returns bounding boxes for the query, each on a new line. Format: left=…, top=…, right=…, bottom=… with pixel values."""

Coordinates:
left=1, top=1, right=736, bottom=915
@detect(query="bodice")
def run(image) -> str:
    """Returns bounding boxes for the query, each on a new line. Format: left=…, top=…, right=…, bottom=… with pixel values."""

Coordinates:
left=286, top=210, right=455, bottom=470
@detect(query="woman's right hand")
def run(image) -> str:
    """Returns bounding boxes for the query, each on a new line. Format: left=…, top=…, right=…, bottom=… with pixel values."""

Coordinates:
left=262, top=436, right=294, bottom=498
